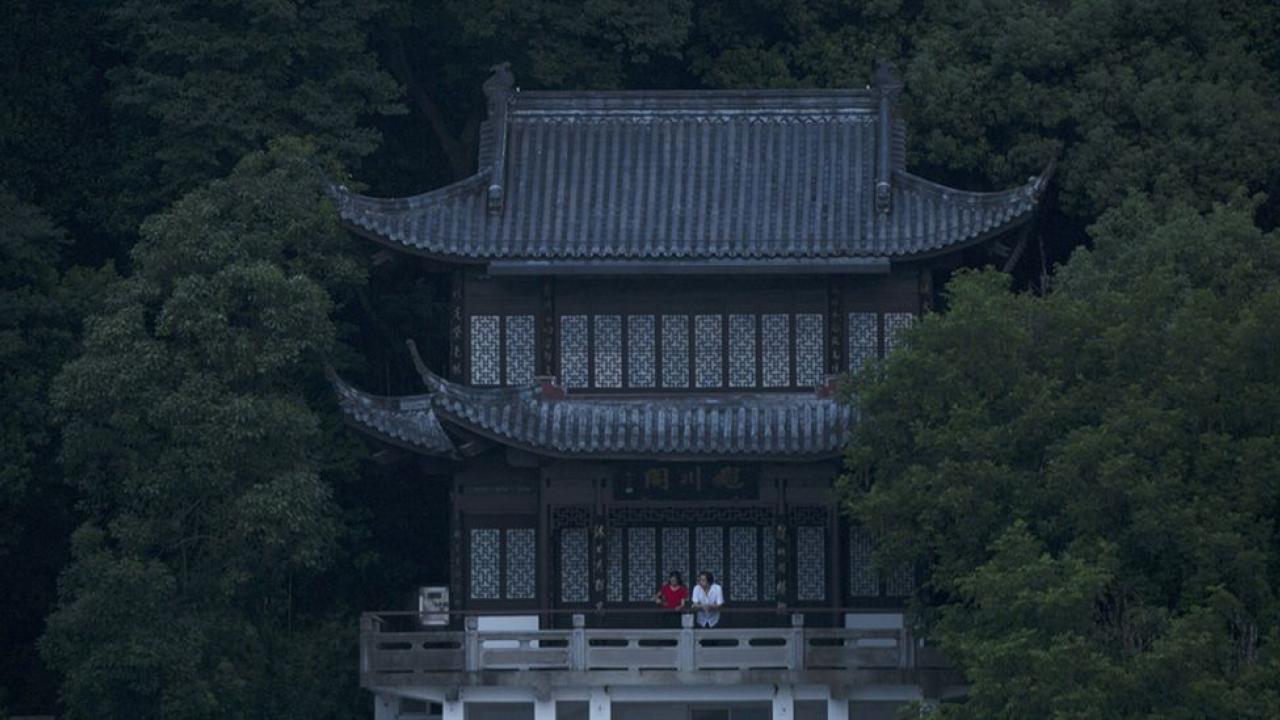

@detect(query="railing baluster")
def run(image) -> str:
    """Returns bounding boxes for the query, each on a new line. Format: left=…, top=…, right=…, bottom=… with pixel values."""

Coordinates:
left=679, top=613, right=695, bottom=671
left=790, top=613, right=805, bottom=670
left=464, top=616, right=480, bottom=671
left=571, top=614, right=586, bottom=671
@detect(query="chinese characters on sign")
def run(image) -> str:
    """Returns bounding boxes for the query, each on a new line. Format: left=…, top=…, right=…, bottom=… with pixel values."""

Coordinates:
left=616, top=465, right=759, bottom=500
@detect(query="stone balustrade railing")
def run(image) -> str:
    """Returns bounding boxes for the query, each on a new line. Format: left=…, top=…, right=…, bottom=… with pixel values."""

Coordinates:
left=361, top=612, right=921, bottom=685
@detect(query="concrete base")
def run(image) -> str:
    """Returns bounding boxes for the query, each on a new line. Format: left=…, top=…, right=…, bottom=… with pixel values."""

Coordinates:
left=372, top=683, right=924, bottom=719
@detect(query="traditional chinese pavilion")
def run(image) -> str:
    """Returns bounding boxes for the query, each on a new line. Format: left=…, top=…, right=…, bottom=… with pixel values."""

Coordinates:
left=332, top=62, right=1050, bottom=720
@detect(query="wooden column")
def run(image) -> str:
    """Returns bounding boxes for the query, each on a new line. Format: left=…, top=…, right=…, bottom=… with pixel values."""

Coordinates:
left=450, top=476, right=464, bottom=616
left=827, top=277, right=844, bottom=375
left=829, top=496, right=843, bottom=624
left=538, top=473, right=550, bottom=624
left=449, top=270, right=465, bottom=381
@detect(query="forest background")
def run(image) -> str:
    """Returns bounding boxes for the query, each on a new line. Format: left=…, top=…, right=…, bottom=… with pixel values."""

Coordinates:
left=2, top=1, right=1278, bottom=718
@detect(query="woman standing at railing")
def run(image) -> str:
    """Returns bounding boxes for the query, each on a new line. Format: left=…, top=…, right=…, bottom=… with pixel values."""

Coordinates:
left=654, top=571, right=689, bottom=613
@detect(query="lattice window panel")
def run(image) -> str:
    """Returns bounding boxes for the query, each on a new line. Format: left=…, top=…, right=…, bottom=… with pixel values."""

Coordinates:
left=469, top=315, right=501, bottom=386
left=728, top=314, right=757, bottom=388
left=847, top=312, right=879, bottom=373
left=789, top=506, right=828, bottom=526
left=559, top=527, right=590, bottom=603
left=593, top=315, right=622, bottom=388
left=884, top=312, right=915, bottom=355
left=729, top=526, right=759, bottom=601
left=761, top=526, right=777, bottom=602
left=661, top=315, right=690, bottom=388
left=627, top=315, right=656, bottom=388
left=505, top=528, right=536, bottom=599
left=469, top=528, right=501, bottom=600
left=762, top=314, right=790, bottom=387
left=795, top=313, right=826, bottom=386
left=848, top=524, right=880, bottom=597
left=608, top=507, right=774, bottom=527
left=661, top=527, right=690, bottom=588
left=551, top=506, right=591, bottom=529
left=505, top=315, right=535, bottom=385
left=607, top=526, right=623, bottom=602
left=695, top=526, right=725, bottom=585
left=695, top=315, right=723, bottom=388
left=796, top=526, right=827, bottom=601
left=627, top=527, right=657, bottom=602
left=559, top=315, right=589, bottom=388
left=886, top=563, right=915, bottom=598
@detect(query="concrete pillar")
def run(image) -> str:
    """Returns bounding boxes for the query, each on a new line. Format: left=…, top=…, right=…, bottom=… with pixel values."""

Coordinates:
left=374, top=694, right=397, bottom=720
left=772, top=685, right=794, bottom=720
left=589, top=686, right=611, bottom=720
left=571, top=614, right=587, bottom=670
left=535, top=697, right=556, bottom=720
left=442, top=699, right=464, bottom=720
left=679, top=612, right=696, bottom=671
left=826, top=697, right=849, bottom=720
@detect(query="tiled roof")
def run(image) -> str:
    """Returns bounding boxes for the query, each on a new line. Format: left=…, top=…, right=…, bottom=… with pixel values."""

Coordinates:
left=330, top=370, right=456, bottom=457
left=331, top=67, right=1051, bottom=267
left=331, top=365, right=855, bottom=462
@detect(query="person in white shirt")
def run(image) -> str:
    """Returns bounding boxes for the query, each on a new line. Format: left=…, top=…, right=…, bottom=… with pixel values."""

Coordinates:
left=691, top=571, right=724, bottom=628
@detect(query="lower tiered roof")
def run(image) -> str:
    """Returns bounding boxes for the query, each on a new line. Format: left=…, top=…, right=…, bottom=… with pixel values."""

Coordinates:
left=331, top=355, right=854, bottom=462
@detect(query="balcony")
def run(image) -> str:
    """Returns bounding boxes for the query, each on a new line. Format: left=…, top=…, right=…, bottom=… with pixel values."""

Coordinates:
left=361, top=610, right=954, bottom=692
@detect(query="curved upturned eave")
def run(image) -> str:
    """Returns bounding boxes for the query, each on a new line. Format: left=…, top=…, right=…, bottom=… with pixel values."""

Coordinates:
left=328, top=164, right=1051, bottom=264
left=886, top=162, right=1054, bottom=260
left=327, top=369, right=458, bottom=458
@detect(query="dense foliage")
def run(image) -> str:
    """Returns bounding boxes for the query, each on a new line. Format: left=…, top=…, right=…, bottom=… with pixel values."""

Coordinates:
left=0, top=0, right=1277, bottom=716
left=42, top=141, right=367, bottom=720
left=841, top=201, right=1280, bottom=717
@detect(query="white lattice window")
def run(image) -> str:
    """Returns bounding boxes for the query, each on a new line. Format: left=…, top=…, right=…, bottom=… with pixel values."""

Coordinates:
left=796, top=526, right=826, bottom=601
left=848, top=524, right=879, bottom=597
left=559, top=527, right=590, bottom=603
left=884, top=312, right=914, bottom=355
left=506, top=528, right=536, bottom=599
left=627, top=527, right=657, bottom=602
left=695, top=315, right=723, bottom=388
left=594, top=315, right=622, bottom=388
left=762, top=314, right=790, bottom=387
left=847, top=312, right=878, bottom=372
left=728, top=314, right=757, bottom=388
left=469, top=315, right=501, bottom=385
left=469, top=528, right=500, bottom=599
left=696, top=526, right=724, bottom=584
left=505, top=315, right=535, bottom=385
left=559, top=315, right=588, bottom=388
left=627, top=315, right=656, bottom=388
left=728, top=526, right=759, bottom=601
left=795, top=314, right=825, bottom=386
left=661, top=315, right=690, bottom=388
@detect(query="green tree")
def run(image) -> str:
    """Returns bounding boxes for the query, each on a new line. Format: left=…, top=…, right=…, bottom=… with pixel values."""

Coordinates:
left=0, top=192, right=109, bottom=715
left=840, top=199, right=1280, bottom=717
left=41, top=139, right=368, bottom=720
left=104, top=0, right=402, bottom=233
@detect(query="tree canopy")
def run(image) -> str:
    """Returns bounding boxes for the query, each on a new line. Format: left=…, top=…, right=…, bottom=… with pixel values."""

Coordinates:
left=1, top=0, right=1278, bottom=716
left=840, top=199, right=1280, bottom=717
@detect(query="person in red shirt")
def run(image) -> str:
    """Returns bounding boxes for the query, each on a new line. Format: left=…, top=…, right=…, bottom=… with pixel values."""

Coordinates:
left=654, top=571, right=689, bottom=610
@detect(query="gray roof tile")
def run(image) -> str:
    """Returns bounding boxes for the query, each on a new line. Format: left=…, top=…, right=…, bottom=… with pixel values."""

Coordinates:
left=332, top=85, right=1051, bottom=265
left=333, top=365, right=854, bottom=461
left=330, top=370, right=456, bottom=457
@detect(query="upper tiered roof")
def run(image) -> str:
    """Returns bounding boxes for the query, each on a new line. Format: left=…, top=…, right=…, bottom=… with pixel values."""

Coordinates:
left=331, top=63, right=1051, bottom=273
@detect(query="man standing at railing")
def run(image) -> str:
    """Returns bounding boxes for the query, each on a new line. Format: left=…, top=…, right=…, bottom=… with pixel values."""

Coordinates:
left=691, top=572, right=724, bottom=628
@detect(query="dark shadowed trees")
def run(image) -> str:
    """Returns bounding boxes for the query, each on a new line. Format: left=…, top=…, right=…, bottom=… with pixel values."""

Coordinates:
left=840, top=199, right=1280, bottom=718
